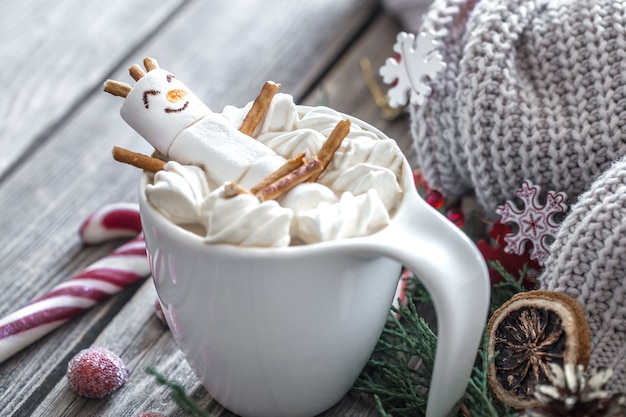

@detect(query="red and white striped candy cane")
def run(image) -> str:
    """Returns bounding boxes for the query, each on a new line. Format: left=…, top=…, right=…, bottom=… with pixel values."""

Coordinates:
left=0, top=203, right=149, bottom=364
left=80, top=202, right=143, bottom=243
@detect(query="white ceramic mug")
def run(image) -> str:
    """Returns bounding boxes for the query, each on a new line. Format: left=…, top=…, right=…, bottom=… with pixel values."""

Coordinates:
left=139, top=113, right=490, bottom=417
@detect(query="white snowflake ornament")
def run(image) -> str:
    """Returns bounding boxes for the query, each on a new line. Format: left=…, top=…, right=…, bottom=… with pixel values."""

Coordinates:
left=495, top=180, right=568, bottom=265
left=379, top=31, right=446, bottom=108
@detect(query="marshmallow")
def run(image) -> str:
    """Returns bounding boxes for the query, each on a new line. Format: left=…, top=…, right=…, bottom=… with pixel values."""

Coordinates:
left=168, top=113, right=285, bottom=187
left=120, top=68, right=286, bottom=187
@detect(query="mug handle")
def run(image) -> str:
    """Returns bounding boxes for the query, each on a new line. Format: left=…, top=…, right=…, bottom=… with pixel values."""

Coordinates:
left=354, top=189, right=490, bottom=417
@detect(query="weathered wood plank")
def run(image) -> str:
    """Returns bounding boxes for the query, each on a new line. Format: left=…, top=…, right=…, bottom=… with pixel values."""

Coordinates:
left=0, top=0, right=187, bottom=178
left=0, top=0, right=381, bottom=177
left=0, top=0, right=384, bottom=415
left=28, top=281, right=181, bottom=416
left=104, top=0, right=382, bottom=109
left=0, top=271, right=147, bottom=416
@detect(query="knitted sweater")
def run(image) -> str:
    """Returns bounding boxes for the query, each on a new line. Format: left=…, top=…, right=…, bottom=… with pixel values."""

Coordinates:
left=541, top=156, right=626, bottom=393
left=410, top=0, right=626, bottom=218
left=384, top=0, right=626, bottom=393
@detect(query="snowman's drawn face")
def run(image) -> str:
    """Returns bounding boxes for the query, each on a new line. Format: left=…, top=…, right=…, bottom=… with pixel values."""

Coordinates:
left=141, top=72, right=191, bottom=114
left=117, top=66, right=212, bottom=155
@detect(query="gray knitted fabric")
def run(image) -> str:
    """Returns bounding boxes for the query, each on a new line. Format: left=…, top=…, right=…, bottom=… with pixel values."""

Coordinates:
left=393, top=0, right=626, bottom=394
left=540, top=157, right=626, bottom=393
left=411, top=0, right=626, bottom=218
left=381, top=0, right=433, bottom=32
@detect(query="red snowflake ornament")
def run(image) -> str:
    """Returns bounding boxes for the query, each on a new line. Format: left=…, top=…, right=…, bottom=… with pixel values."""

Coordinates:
left=495, top=181, right=568, bottom=265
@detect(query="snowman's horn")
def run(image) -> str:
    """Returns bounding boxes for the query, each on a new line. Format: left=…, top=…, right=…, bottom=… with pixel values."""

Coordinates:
left=129, top=64, right=145, bottom=81
left=143, top=57, right=159, bottom=72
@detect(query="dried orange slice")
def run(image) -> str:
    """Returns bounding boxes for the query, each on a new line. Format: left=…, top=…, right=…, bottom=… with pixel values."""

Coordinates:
left=487, top=290, right=591, bottom=409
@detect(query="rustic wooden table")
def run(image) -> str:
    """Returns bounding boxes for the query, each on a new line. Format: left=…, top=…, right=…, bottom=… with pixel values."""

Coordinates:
left=0, top=1, right=427, bottom=416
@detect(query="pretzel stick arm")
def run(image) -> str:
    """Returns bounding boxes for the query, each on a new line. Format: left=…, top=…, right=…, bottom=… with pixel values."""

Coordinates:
left=112, top=146, right=166, bottom=172
left=103, top=80, right=132, bottom=98
left=239, top=81, right=281, bottom=136
left=249, top=152, right=306, bottom=194
left=256, top=159, right=323, bottom=201
left=310, top=119, right=351, bottom=181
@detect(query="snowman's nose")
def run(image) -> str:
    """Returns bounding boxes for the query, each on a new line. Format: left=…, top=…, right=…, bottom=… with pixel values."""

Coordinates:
left=166, top=89, right=188, bottom=103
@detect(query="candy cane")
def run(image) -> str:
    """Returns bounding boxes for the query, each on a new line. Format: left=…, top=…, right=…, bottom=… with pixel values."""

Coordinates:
left=0, top=203, right=149, bottom=364
left=79, top=202, right=143, bottom=243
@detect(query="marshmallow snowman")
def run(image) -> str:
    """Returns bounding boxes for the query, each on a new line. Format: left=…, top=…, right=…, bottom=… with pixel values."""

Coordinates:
left=106, top=58, right=286, bottom=188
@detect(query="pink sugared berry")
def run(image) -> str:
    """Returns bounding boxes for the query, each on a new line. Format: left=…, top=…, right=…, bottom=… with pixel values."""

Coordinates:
left=66, top=346, right=129, bottom=398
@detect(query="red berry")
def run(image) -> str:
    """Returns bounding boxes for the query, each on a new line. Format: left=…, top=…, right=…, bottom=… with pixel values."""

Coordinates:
left=413, top=170, right=428, bottom=190
left=66, top=347, right=129, bottom=398
left=445, top=207, right=465, bottom=227
left=425, top=190, right=444, bottom=209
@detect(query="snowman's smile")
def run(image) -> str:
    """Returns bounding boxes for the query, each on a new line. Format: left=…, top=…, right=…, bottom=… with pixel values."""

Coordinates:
left=164, top=101, right=189, bottom=113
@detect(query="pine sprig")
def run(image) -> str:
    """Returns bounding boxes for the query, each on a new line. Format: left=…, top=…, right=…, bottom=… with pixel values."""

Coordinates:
left=353, top=297, right=434, bottom=415
left=462, top=333, right=515, bottom=417
left=146, top=367, right=214, bottom=417
left=488, top=260, right=534, bottom=313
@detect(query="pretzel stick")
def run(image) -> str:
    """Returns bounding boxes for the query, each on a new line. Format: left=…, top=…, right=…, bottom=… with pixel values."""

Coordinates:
left=143, top=57, right=159, bottom=71
left=224, top=182, right=252, bottom=198
left=310, top=119, right=351, bottom=181
left=256, top=159, right=323, bottom=201
left=129, top=64, right=146, bottom=81
left=249, top=152, right=306, bottom=194
left=103, top=80, right=132, bottom=98
left=239, top=81, right=281, bottom=136
left=112, top=146, right=166, bottom=172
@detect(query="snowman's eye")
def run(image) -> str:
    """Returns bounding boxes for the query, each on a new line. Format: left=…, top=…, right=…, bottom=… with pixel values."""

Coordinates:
left=166, top=73, right=177, bottom=83
left=143, top=89, right=160, bottom=109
